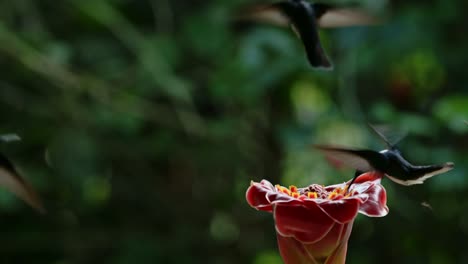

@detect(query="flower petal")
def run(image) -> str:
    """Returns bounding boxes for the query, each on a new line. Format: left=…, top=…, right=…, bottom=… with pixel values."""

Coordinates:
left=259, top=179, right=276, bottom=190
left=315, top=198, right=360, bottom=224
left=274, top=203, right=335, bottom=243
left=324, top=222, right=354, bottom=264
left=277, top=235, right=319, bottom=264
left=266, top=192, right=298, bottom=204
left=358, top=183, right=389, bottom=217
left=246, top=181, right=274, bottom=212
left=301, top=223, right=345, bottom=260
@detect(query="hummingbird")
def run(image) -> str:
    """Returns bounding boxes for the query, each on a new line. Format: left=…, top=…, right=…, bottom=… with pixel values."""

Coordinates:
left=0, top=134, right=45, bottom=213
left=315, top=126, right=454, bottom=189
left=238, top=0, right=379, bottom=69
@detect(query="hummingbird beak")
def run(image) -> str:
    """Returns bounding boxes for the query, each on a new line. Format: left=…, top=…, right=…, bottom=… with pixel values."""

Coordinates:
left=344, top=176, right=358, bottom=194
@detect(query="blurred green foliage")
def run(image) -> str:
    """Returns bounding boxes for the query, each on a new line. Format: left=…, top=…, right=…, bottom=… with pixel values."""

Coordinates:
left=0, top=0, right=467, bottom=263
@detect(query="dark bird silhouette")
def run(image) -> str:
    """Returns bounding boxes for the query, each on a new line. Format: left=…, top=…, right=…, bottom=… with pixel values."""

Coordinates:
left=239, top=0, right=379, bottom=69
left=0, top=135, right=45, bottom=213
left=315, top=126, right=454, bottom=189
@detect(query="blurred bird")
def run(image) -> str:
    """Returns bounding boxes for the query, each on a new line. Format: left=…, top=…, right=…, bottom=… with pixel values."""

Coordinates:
left=315, top=125, right=454, bottom=190
left=421, top=201, right=433, bottom=211
left=0, top=134, right=21, bottom=142
left=237, top=0, right=379, bottom=69
left=0, top=135, right=45, bottom=213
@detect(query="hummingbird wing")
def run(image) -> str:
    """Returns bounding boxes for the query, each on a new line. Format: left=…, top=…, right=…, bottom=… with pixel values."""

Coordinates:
left=386, top=162, right=454, bottom=186
left=314, top=4, right=380, bottom=28
left=236, top=3, right=291, bottom=27
left=0, top=154, right=45, bottom=213
left=369, top=124, right=407, bottom=149
left=315, top=145, right=385, bottom=172
left=240, top=3, right=379, bottom=28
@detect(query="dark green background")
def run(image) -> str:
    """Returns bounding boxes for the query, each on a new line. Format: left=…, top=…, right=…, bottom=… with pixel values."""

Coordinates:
left=0, top=0, right=467, bottom=263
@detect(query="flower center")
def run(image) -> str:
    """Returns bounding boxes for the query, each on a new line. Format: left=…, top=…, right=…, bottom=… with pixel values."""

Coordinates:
left=275, top=184, right=356, bottom=200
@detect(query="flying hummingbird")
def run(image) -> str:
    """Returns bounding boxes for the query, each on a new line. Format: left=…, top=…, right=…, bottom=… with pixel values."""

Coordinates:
left=238, top=0, right=379, bottom=69
left=0, top=134, right=45, bottom=213
left=315, top=126, right=454, bottom=189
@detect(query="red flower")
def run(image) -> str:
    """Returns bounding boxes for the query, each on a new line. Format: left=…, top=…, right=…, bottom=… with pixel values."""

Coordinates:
left=246, top=172, right=388, bottom=264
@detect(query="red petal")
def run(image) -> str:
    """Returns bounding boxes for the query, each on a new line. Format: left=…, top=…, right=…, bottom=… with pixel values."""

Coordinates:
left=277, top=222, right=355, bottom=264
left=358, top=183, right=389, bottom=217
left=324, top=222, right=353, bottom=264
left=349, top=182, right=374, bottom=194
left=274, top=203, right=335, bottom=243
left=246, top=181, right=273, bottom=212
left=315, top=199, right=360, bottom=224
left=266, top=192, right=298, bottom=204
left=302, top=223, right=343, bottom=259
left=277, top=235, right=319, bottom=264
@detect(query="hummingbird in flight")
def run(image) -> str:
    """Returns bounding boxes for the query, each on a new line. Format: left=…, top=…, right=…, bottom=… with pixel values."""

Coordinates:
left=315, top=126, right=454, bottom=189
left=0, top=134, right=45, bottom=213
left=238, top=0, right=379, bottom=69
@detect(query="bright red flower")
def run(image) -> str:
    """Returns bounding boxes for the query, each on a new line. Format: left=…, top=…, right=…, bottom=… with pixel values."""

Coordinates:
left=246, top=172, right=388, bottom=264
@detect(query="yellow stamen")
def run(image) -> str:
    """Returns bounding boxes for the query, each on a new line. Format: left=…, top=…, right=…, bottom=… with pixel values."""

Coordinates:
left=291, top=192, right=300, bottom=198
left=276, top=185, right=291, bottom=195
left=289, top=185, right=298, bottom=192
left=307, top=192, right=318, bottom=199
left=328, top=190, right=339, bottom=200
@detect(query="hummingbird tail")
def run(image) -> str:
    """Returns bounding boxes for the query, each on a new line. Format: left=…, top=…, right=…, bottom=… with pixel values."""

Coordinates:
left=387, top=162, right=455, bottom=186
left=305, top=43, right=333, bottom=69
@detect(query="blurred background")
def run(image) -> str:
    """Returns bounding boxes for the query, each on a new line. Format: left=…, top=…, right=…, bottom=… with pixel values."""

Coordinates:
left=0, top=0, right=467, bottom=263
